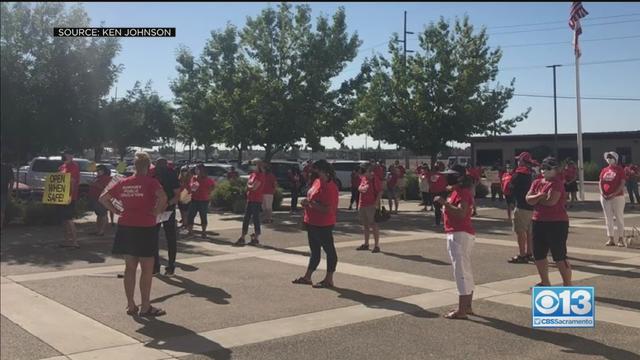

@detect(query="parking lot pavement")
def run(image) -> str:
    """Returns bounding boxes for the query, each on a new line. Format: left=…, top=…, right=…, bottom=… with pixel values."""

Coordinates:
left=1, top=196, right=639, bottom=360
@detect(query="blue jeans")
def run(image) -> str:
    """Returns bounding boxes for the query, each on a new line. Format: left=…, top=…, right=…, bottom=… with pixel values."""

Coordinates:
left=242, top=202, right=262, bottom=235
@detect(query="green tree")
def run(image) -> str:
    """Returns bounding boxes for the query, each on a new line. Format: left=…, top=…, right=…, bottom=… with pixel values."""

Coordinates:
left=0, top=2, right=121, bottom=162
left=357, top=16, right=530, bottom=163
left=240, top=3, right=362, bottom=160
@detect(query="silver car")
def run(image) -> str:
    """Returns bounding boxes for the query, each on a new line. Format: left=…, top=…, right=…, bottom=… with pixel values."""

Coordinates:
left=21, top=157, right=96, bottom=197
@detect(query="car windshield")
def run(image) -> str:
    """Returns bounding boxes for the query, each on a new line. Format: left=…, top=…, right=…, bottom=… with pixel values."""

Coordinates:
left=31, top=159, right=63, bottom=172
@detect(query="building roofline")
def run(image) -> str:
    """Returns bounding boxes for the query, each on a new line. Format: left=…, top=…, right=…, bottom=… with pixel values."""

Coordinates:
left=470, top=130, right=640, bottom=143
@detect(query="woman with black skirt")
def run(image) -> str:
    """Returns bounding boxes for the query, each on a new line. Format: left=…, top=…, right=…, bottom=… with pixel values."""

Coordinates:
left=292, top=160, right=340, bottom=288
left=100, top=152, right=168, bottom=317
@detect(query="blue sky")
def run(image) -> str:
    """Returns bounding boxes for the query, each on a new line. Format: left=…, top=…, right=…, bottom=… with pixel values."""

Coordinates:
left=80, top=2, right=640, bottom=150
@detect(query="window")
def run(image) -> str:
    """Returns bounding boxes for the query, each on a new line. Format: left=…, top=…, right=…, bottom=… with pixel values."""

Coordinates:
left=333, top=162, right=361, bottom=172
left=31, top=159, right=64, bottom=172
left=616, top=147, right=632, bottom=164
left=476, top=150, right=503, bottom=167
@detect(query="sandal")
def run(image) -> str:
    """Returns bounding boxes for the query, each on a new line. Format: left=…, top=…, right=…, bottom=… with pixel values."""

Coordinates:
left=312, top=280, right=334, bottom=289
left=508, top=255, right=528, bottom=264
left=372, top=246, right=380, bottom=253
left=126, top=305, right=139, bottom=316
left=443, top=310, right=468, bottom=320
left=139, top=306, right=166, bottom=317
left=292, top=277, right=313, bottom=285
left=356, top=244, right=369, bottom=251
left=448, top=308, right=474, bottom=316
left=617, top=240, right=626, bottom=248
left=605, top=241, right=616, bottom=247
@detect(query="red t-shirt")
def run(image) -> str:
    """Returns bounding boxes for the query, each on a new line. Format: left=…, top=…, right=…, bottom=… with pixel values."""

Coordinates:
left=530, top=177, right=568, bottom=222
left=89, top=174, right=112, bottom=200
left=358, top=175, right=381, bottom=208
left=444, top=188, right=475, bottom=235
left=247, top=172, right=264, bottom=202
left=189, top=176, right=215, bottom=201
left=501, top=172, right=513, bottom=196
left=564, top=165, right=577, bottom=182
left=373, top=165, right=384, bottom=181
left=625, top=165, right=639, bottom=181
left=263, top=173, right=277, bottom=195
left=397, top=165, right=406, bottom=178
left=599, top=165, right=626, bottom=197
left=226, top=171, right=239, bottom=180
left=429, top=172, right=448, bottom=193
left=59, top=161, right=80, bottom=201
left=387, top=173, right=399, bottom=189
left=304, top=178, right=339, bottom=227
left=350, top=172, right=361, bottom=189
left=467, top=167, right=482, bottom=182
left=107, top=175, right=162, bottom=227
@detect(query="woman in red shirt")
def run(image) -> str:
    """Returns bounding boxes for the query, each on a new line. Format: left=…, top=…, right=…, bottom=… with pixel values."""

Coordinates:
left=187, top=164, right=216, bottom=238
left=262, top=165, right=278, bottom=224
left=88, top=165, right=112, bottom=236
left=356, top=164, right=383, bottom=253
left=99, top=152, right=168, bottom=317
left=292, top=160, right=340, bottom=288
left=386, top=166, right=400, bottom=214
left=599, top=152, right=627, bottom=247
left=563, top=159, right=578, bottom=208
left=236, top=158, right=264, bottom=246
left=433, top=173, right=475, bottom=320
left=526, top=157, right=572, bottom=287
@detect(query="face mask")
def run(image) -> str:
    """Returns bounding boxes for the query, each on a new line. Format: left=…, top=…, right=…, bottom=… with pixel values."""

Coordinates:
left=607, top=158, right=616, bottom=165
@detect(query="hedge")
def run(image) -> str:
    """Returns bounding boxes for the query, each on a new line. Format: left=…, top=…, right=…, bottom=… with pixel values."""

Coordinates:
left=6, top=197, right=90, bottom=226
left=211, top=179, right=283, bottom=214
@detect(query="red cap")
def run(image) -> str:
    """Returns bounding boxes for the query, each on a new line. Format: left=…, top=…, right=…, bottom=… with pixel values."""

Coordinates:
left=515, top=152, right=533, bottom=163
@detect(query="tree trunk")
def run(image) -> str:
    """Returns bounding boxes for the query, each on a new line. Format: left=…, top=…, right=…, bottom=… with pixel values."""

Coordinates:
left=264, top=144, right=273, bottom=162
left=94, top=145, right=104, bottom=162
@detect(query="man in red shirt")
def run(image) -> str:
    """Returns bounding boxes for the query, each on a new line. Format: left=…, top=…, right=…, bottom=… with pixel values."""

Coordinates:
left=599, top=151, right=627, bottom=247
left=59, top=149, right=81, bottom=248
left=262, top=164, right=278, bottom=224
left=187, top=164, right=216, bottom=238
left=236, top=158, right=265, bottom=246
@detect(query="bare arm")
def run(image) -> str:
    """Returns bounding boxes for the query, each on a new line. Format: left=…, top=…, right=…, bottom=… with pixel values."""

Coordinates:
left=99, top=193, right=121, bottom=215
left=442, top=200, right=470, bottom=219
left=538, top=190, right=562, bottom=206
left=168, top=188, right=181, bottom=207
left=526, top=189, right=546, bottom=206
left=154, top=188, right=168, bottom=216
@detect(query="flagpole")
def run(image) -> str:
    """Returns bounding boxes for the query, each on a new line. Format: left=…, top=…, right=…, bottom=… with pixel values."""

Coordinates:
left=575, top=47, right=585, bottom=201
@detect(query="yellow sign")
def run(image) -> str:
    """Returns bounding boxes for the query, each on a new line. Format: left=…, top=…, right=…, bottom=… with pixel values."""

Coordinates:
left=42, top=173, right=72, bottom=205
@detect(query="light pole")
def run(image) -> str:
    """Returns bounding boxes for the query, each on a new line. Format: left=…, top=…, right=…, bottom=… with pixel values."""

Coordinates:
left=546, top=64, right=562, bottom=158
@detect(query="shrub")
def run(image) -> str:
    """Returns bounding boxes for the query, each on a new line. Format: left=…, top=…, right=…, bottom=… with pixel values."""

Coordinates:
left=4, top=196, right=25, bottom=225
left=403, top=172, right=420, bottom=200
left=211, top=180, right=247, bottom=212
left=475, top=183, right=489, bottom=198
left=583, top=162, right=600, bottom=181
left=273, top=187, right=284, bottom=210
left=24, top=202, right=61, bottom=226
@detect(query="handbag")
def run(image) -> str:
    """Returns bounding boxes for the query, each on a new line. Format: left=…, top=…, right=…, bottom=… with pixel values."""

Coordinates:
left=375, top=206, right=391, bottom=223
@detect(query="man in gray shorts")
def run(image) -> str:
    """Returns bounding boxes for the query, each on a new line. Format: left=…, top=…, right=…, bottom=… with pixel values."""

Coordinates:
left=508, top=152, right=535, bottom=264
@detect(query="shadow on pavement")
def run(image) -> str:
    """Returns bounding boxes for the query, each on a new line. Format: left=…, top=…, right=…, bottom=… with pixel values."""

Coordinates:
left=595, top=296, right=640, bottom=311
left=471, top=315, right=640, bottom=360
left=153, top=275, right=231, bottom=305
left=327, top=286, right=438, bottom=319
left=134, top=317, right=232, bottom=360
left=380, top=251, right=450, bottom=266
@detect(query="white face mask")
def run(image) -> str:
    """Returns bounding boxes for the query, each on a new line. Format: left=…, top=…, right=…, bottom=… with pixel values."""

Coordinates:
left=607, top=158, right=616, bottom=165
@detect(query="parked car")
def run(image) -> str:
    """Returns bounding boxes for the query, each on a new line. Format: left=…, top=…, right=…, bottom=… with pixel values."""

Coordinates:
left=330, top=160, right=369, bottom=190
left=97, top=163, right=119, bottom=177
left=187, top=163, right=249, bottom=183
left=20, top=156, right=96, bottom=198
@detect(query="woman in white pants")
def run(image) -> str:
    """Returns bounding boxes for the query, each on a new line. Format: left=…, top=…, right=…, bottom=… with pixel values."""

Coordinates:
left=434, top=173, right=475, bottom=320
left=599, top=152, right=627, bottom=247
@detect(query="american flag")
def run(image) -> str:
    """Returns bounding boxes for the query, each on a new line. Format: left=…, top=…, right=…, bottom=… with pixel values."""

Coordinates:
left=569, top=1, right=589, bottom=57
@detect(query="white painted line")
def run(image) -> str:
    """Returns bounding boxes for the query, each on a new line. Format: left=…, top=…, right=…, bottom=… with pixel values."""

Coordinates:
left=474, top=237, right=639, bottom=259
left=0, top=282, right=140, bottom=355
left=484, top=292, right=640, bottom=329
left=480, top=270, right=599, bottom=294
left=38, top=356, right=72, bottom=360
left=67, top=343, right=173, bottom=360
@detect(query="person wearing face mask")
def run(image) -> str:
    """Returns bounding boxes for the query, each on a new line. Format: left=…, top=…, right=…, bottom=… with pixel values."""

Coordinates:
left=599, top=152, right=627, bottom=247
left=526, top=157, right=572, bottom=287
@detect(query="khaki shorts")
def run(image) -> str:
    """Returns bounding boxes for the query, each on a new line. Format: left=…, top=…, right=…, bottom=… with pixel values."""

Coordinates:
left=359, top=206, right=376, bottom=225
left=513, top=208, right=533, bottom=234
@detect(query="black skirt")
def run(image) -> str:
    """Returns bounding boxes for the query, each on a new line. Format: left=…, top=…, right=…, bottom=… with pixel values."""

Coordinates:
left=112, top=225, right=159, bottom=258
left=565, top=181, right=578, bottom=193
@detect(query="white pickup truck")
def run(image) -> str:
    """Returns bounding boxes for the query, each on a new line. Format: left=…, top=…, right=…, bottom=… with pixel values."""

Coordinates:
left=17, top=157, right=96, bottom=198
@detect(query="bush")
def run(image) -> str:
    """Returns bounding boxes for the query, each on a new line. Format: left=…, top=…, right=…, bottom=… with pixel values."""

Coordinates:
left=273, top=187, right=284, bottom=210
left=211, top=180, right=247, bottom=212
left=584, top=162, right=600, bottom=181
left=4, top=196, right=25, bottom=225
left=475, top=183, right=489, bottom=198
left=404, top=172, right=420, bottom=200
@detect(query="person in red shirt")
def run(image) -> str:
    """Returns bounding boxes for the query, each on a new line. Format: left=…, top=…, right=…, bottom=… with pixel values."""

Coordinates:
left=88, top=165, right=112, bottom=236
left=357, top=164, right=383, bottom=253
left=526, top=157, right=572, bottom=287
left=236, top=158, right=265, bottom=246
left=99, top=152, right=168, bottom=317
left=348, top=167, right=361, bottom=211
left=466, top=164, right=482, bottom=216
left=288, top=167, right=303, bottom=213
left=418, top=164, right=431, bottom=211
left=292, top=160, right=340, bottom=288
left=261, top=164, right=278, bottom=224
left=501, top=165, right=514, bottom=221
left=429, top=162, right=448, bottom=226
left=226, top=166, right=240, bottom=183
left=624, top=162, right=639, bottom=208
left=433, top=174, right=475, bottom=320
left=187, top=164, right=216, bottom=238
left=599, top=151, right=627, bottom=247
left=58, top=149, right=81, bottom=248
left=394, top=160, right=407, bottom=200
left=302, top=160, right=313, bottom=190
left=386, top=165, right=400, bottom=214
left=563, top=159, right=578, bottom=208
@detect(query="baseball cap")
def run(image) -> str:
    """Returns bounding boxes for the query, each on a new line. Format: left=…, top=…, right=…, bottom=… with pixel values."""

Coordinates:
left=604, top=151, right=619, bottom=162
left=541, top=157, right=559, bottom=169
left=515, top=152, right=532, bottom=163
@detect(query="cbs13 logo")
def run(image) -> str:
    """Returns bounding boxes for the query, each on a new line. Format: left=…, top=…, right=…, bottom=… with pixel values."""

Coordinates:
left=533, top=287, right=594, bottom=317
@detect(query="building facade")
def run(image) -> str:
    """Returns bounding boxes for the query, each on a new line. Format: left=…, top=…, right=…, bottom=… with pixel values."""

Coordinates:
left=469, top=131, right=640, bottom=167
